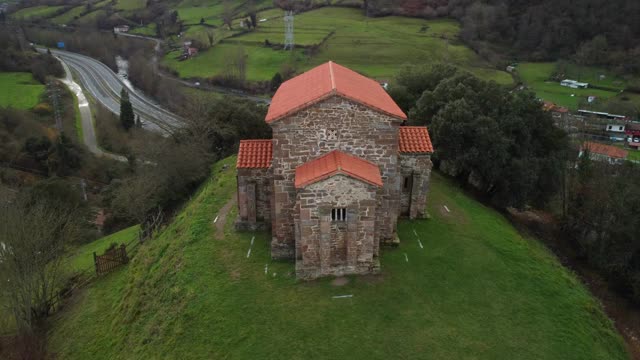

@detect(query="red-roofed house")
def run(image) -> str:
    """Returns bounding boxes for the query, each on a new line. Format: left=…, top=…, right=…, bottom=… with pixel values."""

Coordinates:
left=236, top=61, right=434, bottom=279
left=579, top=141, right=628, bottom=164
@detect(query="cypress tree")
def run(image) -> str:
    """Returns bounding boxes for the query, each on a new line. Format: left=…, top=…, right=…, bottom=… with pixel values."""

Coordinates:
left=120, top=88, right=135, bottom=130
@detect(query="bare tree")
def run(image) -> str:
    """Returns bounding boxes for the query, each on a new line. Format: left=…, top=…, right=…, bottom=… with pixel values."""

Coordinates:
left=206, top=28, right=216, bottom=48
left=222, top=0, right=234, bottom=30
left=0, top=198, right=80, bottom=333
left=222, top=46, right=247, bottom=84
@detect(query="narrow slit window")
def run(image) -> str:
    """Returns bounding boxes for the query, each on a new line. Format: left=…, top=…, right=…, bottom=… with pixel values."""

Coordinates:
left=331, top=208, right=347, bottom=222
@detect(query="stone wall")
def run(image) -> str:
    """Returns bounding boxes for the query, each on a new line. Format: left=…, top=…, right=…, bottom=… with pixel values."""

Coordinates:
left=236, top=167, right=273, bottom=231
left=270, top=95, right=403, bottom=259
left=399, top=154, right=433, bottom=219
left=295, top=175, right=379, bottom=279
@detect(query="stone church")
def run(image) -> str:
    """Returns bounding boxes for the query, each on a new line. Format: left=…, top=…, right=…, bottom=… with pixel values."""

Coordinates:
left=236, top=61, right=433, bottom=279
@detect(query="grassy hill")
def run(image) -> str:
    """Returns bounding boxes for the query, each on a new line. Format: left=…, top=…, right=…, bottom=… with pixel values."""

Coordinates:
left=47, top=156, right=627, bottom=359
left=162, top=7, right=512, bottom=84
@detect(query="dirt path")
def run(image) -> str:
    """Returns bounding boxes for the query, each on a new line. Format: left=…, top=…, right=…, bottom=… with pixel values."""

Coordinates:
left=214, top=195, right=236, bottom=240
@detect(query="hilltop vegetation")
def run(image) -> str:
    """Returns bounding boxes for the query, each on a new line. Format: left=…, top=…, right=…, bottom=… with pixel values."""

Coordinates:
left=47, top=156, right=627, bottom=359
left=162, top=6, right=511, bottom=84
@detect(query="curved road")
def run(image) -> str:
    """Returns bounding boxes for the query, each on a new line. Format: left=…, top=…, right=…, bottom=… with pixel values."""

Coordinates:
left=38, top=47, right=182, bottom=135
left=58, top=59, right=127, bottom=162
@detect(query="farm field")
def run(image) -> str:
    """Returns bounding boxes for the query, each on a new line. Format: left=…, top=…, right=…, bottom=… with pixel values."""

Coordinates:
left=163, top=7, right=512, bottom=84
left=47, top=156, right=627, bottom=360
left=115, top=0, right=145, bottom=11
left=518, top=62, right=629, bottom=110
left=50, top=6, right=85, bottom=24
left=73, top=9, right=107, bottom=25
left=9, top=5, right=64, bottom=20
left=0, top=72, right=45, bottom=109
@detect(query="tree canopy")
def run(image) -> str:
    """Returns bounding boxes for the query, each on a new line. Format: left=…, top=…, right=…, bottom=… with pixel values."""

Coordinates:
left=393, top=64, right=567, bottom=208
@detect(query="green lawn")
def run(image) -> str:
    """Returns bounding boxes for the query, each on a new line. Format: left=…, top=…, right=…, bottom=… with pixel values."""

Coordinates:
left=163, top=7, right=512, bottom=85
left=9, top=5, right=65, bottom=20
left=0, top=72, right=45, bottom=109
left=518, top=63, right=625, bottom=110
left=48, top=156, right=627, bottom=359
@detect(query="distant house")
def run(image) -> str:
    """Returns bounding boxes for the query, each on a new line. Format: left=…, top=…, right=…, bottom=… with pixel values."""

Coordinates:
left=579, top=141, right=628, bottom=164
left=542, top=101, right=570, bottom=121
left=561, top=79, right=589, bottom=89
left=181, top=44, right=198, bottom=60
left=187, top=47, right=198, bottom=57
left=114, top=25, right=130, bottom=33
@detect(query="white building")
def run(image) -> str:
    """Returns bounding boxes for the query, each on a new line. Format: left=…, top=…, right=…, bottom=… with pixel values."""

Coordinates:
left=561, top=79, right=589, bottom=89
left=114, top=25, right=130, bottom=33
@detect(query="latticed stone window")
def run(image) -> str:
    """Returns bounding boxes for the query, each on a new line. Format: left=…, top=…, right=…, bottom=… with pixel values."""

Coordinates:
left=325, top=129, right=338, bottom=140
left=331, top=208, right=347, bottom=222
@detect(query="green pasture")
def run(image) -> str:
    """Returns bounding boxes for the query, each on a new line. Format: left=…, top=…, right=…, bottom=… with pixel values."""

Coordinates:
left=0, top=72, right=45, bottom=109
left=164, top=7, right=511, bottom=84
left=50, top=6, right=85, bottom=25
left=10, top=5, right=64, bottom=20
left=518, top=63, right=622, bottom=109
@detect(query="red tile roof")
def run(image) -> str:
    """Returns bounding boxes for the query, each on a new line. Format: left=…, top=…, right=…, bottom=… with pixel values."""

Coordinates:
left=582, top=141, right=628, bottom=159
left=265, top=61, right=406, bottom=123
left=295, top=150, right=383, bottom=188
left=237, top=140, right=272, bottom=168
left=399, top=126, right=434, bottom=153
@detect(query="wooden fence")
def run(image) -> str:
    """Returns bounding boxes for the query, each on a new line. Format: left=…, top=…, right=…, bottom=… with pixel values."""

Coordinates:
left=94, top=244, right=129, bottom=275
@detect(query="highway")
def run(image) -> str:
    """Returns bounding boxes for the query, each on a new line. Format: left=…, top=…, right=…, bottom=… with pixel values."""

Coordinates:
left=38, top=47, right=182, bottom=135
left=58, top=58, right=127, bottom=162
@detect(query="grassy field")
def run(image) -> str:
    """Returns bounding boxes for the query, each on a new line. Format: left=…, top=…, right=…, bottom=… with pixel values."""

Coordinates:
left=50, top=6, right=86, bottom=25
left=47, top=156, right=627, bottom=359
left=0, top=72, right=45, bottom=109
left=73, top=9, right=107, bottom=25
left=9, top=5, right=65, bottom=20
left=129, top=23, right=157, bottom=36
left=163, top=7, right=512, bottom=84
left=115, top=0, right=146, bottom=11
left=518, top=63, right=625, bottom=110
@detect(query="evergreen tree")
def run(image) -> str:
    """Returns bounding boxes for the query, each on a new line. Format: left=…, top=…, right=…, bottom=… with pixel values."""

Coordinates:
left=120, top=88, right=135, bottom=130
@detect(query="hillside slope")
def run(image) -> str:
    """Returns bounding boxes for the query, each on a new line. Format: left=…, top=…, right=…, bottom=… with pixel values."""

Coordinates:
left=48, top=156, right=628, bottom=359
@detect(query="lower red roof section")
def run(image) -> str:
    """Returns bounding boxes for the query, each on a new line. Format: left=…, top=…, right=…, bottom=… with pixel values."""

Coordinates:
left=237, top=140, right=273, bottom=168
left=295, top=150, right=383, bottom=189
left=582, top=141, right=628, bottom=159
left=399, top=126, right=434, bottom=153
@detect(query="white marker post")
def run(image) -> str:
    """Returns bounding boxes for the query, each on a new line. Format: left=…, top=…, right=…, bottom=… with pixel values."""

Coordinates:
left=213, top=215, right=219, bottom=223
left=417, top=239, right=424, bottom=249
left=332, top=295, right=353, bottom=299
left=246, top=236, right=255, bottom=258
left=444, top=205, right=450, bottom=213
left=404, top=253, right=409, bottom=262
